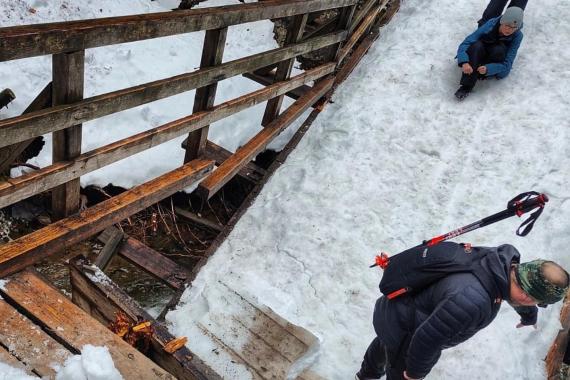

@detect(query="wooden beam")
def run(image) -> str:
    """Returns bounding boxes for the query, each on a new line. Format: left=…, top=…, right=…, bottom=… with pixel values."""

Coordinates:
left=184, top=27, right=228, bottom=163
left=98, top=228, right=190, bottom=290
left=0, top=82, right=52, bottom=174
left=0, top=63, right=334, bottom=209
left=337, top=2, right=386, bottom=64
left=196, top=76, right=333, bottom=200
left=174, top=207, right=223, bottom=232
left=330, top=4, right=357, bottom=62
left=0, top=31, right=346, bottom=148
left=0, top=298, right=71, bottom=377
left=0, top=159, right=214, bottom=278
left=1, top=269, right=176, bottom=379
left=69, top=257, right=219, bottom=380
left=546, top=290, right=570, bottom=378
left=204, top=140, right=267, bottom=183
left=242, top=71, right=310, bottom=100
left=348, top=0, right=377, bottom=33
left=51, top=50, right=85, bottom=219
left=94, top=227, right=124, bottom=270
left=261, top=13, right=308, bottom=126
left=0, top=0, right=356, bottom=62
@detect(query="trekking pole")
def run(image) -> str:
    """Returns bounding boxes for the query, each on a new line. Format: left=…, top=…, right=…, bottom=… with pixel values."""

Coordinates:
left=371, top=191, right=549, bottom=268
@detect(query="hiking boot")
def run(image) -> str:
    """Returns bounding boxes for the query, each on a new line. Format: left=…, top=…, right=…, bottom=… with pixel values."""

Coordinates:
left=355, top=371, right=381, bottom=380
left=454, top=85, right=472, bottom=101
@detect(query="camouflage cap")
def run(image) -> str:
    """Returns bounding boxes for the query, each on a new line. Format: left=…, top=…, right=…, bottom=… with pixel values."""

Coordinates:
left=515, top=260, right=569, bottom=304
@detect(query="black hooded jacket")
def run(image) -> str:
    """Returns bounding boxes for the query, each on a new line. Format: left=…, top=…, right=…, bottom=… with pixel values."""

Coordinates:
left=372, top=244, right=537, bottom=379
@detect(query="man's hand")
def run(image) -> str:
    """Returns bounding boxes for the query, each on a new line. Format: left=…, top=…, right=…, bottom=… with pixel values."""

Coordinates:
left=516, top=322, right=538, bottom=329
left=477, top=66, right=487, bottom=75
left=403, top=370, right=422, bottom=380
left=462, top=63, right=473, bottom=74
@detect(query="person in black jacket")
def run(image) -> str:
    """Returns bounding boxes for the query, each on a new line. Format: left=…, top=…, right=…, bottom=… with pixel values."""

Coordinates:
left=355, top=245, right=569, bottom=380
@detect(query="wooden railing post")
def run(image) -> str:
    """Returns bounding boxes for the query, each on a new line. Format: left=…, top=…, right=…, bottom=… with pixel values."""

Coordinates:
left=261, top=13, right=309, bottom=127
left=51, top=50, right=84, bottom=219
left=184, top=27, right=228, bottom=163
left=331, top=4, right=358, bottom=62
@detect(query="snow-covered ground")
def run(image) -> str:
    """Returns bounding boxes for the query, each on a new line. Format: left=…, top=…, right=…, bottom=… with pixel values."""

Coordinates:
left=166, top=0, right=570, bottom=379
left=1, top=0, right=570, bottom=378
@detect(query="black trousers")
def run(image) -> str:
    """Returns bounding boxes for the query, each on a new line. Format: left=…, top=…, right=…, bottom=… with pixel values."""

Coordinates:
left=359, top=337, right=409, bottom=380
left=478, top=0, right=529, bottom=26
left=460, top=40, right=507, bottom=88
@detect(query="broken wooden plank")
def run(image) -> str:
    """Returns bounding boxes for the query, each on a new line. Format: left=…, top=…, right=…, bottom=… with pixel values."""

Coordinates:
left=98, top=227, right=190, bottom=290
left=174, top=207, right=223, bottom=232
left=69, top=258, right=219, bottom=380
left=0, top=82, right=52, bottom=174
left=94, top=227, right=124, bottom=270
left=1, top=269, right=175, bottom=379
left=184, top=27, right=228, bottom=163
left=348, top=0, right=377, bottom=33
left=0, top=64, right=334, bottom=209
left=51, top=50, right=85, bottom=219
left=337, top=2, right=385, bottom=64
left=546, top=290, right=570, bottom=379
left=242, top=71, right=310, bottom=100
left=203, top=140, right=267, bottom=183
left=196, top=76, right=334, bottom=200
left=262, top=13, right=308, bottom=126
left=0, top=0, right=356, bottom=62
left=0, top=298, right=71, bottom=377
left=0, top=32, right=345, bottom=149
left=0, top=159, right=214, bottom=278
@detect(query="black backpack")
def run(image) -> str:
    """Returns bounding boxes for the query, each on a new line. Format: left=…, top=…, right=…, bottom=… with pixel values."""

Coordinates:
left=379, top=241, right=501, bottom=301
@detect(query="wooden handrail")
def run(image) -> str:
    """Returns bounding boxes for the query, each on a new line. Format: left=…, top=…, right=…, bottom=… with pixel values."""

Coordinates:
left=0, top=159, right=214, bottom=278
left=0, top=31, right=345, bottom=148
left=0, top=64, right=334, bottom=208
left=0, top=0, right=356, bottom=62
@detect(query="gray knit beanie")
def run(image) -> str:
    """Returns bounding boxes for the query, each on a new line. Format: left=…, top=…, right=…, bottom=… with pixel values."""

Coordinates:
left=501, top=6, right=524, bottom=28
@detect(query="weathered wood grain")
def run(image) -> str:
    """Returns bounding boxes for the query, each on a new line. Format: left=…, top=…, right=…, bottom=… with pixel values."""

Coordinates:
left=262, top=13, right=308, bottom=126
left=69, top=258, right=219, bottom=380
left=242, top=72, right=310, bottom=100
left=51, top=50, right=85, bottom=219
left=184, top=27, right=228, bottom=163
left=0, top=31, right=345, bottom=149
left=0, top=159, right=214, bottom=278
left=0, top=64, right=334, bottom=209
left=338, top=1, right=386, bottom=63
left=196, top=76, right=333, bottom=200
left=98, top=227, right=190, bottom=290
left=2, top=269, right=175, bottom=379
left=94, top=227, right=124, bottom=270
left=0, top=0, right=356, bottom=62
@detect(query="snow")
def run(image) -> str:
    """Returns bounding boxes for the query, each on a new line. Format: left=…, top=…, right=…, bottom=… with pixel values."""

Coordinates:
left=53, top=345, right=123, bottom=380
left=1, top=0, right=569, bottom=379
left=167, top=0, right=570, bottom=379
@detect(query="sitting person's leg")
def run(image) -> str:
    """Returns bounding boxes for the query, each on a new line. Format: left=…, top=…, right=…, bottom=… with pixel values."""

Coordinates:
left=508, top=0, right=528, bottom=11
left=460, top=40, right=487, bottom=89
left=486, top=42, right=508, bottom=64
left=357, top=337, right=388, bottom=379
left=478, top=0, right=509, bottom=26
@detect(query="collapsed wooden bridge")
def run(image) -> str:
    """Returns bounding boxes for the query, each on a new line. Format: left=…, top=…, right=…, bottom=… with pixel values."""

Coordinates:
left=0, top=0, right=401, bottom=378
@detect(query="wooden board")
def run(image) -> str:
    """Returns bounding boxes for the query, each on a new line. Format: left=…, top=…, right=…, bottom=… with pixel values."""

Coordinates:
left=337, top=2, right=386, bottom=63
left=546, top=290, right=570, bottom=379
left=0, top=159, right=214, bottom=278
left=184, top=27, right=228, bottom=162
left=98, top=227, right=190, bottom=290
left=188, top=281, right=319, bottom=380
left=242, top=72, right=310, bottom=101
left=1, top=269, right=175, bottom=379
left=0, top=299, right=70, bottom=377
left=0, top=0, right=356, bottom=62
left=69, top=258, right=219, bottom=380
left=196, top=76, right=334, bottom=200
left=0, top=63, right=334, bottom=209
left=0, top=31, right=345, bottom=149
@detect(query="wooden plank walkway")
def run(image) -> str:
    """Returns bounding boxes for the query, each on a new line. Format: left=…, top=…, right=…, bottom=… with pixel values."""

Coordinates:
left=0, top=269, right=175, bottom=379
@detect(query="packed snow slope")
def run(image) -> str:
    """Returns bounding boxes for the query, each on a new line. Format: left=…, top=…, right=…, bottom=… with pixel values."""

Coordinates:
left=166, top=0, right=570, bottom=379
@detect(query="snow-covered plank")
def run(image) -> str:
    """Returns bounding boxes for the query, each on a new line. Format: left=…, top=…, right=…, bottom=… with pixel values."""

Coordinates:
left=0, top=159, right=214, bottom=278
left=0, top=0, right=357, bottom=62
left=0, top=64, right=333, bottom=209
left=196, top=76, right=334, bottom=200
left=1, top=269, right=175, bottom=379
left=0, top=298, right=70, bottom=377
left=0, top=32, right=345, bottom=149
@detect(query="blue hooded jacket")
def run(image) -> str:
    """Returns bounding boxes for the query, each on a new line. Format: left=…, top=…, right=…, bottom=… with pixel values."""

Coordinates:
left=456, top=17, right=524, bottom=79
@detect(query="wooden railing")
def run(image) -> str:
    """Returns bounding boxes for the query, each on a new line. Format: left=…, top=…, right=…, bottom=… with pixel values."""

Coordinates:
left=0, top=0, right=393, bottom=276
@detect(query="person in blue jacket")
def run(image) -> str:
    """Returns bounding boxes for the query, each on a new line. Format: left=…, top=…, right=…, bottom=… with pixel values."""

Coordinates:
left=355, top=245, right=569, bottom=380
left=454, top=6, right=524, bottom=100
